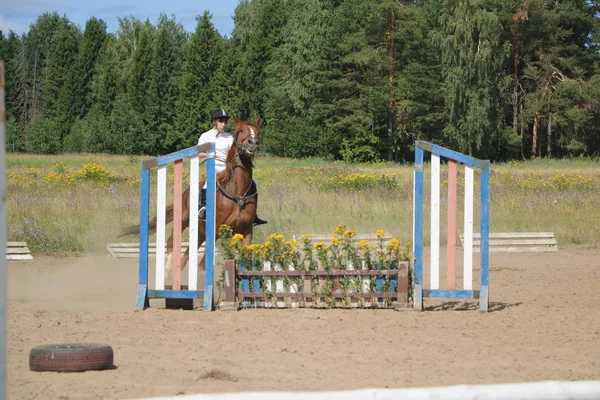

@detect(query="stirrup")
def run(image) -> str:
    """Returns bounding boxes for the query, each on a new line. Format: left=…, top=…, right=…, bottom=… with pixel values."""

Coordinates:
left=253, top=216, right=268, bottom=226
left=198, top=206, right=206, bottom=221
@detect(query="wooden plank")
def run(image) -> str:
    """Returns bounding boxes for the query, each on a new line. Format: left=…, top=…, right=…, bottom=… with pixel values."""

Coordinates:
left=6, top=242, right=28, bottom=247
left=5, top=248, right=31, bottom=254
left=480, top=247, right=558, bottom=253
left=458, top=232, right=558, bottom=253
left=237, top=269, right=403, bottom=277
left=473, top=239, right=557, bottom=246
left=472, top=232, right=556, bottom=239
left=293, top=233, right=393, bottom=242
left=238, top=292, right=400, bottom=300
left=106, top=243, right=215, bottom=258
left=107, top=242, right=208, bottom=248
left=6, top=241, right=32, bottom=260
left=7, top=255, right=33, bottom=260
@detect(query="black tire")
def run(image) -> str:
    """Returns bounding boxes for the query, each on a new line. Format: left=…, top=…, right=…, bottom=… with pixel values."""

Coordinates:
left=29, top=343, right=114, bottom=373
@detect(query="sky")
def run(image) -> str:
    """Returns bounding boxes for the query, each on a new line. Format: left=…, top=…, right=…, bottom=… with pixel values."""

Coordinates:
left=0, top=0, right=240, bottom=37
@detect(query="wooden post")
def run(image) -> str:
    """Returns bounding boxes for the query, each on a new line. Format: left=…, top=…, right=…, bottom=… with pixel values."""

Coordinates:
left=394, top=262, right=410, bottom=310
left=220, top=260, right=238, bottom=311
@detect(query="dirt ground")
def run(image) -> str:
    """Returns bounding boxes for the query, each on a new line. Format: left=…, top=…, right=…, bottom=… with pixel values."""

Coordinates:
left=6, top=245, right=600, bottom=400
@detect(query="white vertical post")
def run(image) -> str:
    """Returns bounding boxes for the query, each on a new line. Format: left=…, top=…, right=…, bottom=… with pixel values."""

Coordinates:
left=0, top=60, right=8, bottom=400
left=155, top=166, right=167, bottom=290
left=275, top=263, right=284, bottom=308
left=347, top=261, right=358, bottom=308
left=264, top=261, right=272, bottom=308
left=463, top=166, right=474, bottom=290
left=188, top=156, right=199, bottom=290
left=289, top=264, right=298, bottom=308
left=362, top=260, right=370, bottom=308
left=430, top=154, right=440, bottom=290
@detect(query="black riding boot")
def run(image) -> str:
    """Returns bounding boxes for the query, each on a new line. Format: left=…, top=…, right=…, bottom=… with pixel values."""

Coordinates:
left=198, top=188, right=207, bottom=220
left=253, top=188, right=268, bottom=226
left=253, top=215, right=268, bottom=226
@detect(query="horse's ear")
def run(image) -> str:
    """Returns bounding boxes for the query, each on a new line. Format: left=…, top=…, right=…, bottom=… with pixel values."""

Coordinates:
left=253, top=115, right=262, bottom=127
left=232, top=114, right=240, bottom=124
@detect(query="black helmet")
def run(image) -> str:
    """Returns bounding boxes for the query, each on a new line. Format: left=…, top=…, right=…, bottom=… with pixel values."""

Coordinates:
left=211, top=108, right=229, bottom=121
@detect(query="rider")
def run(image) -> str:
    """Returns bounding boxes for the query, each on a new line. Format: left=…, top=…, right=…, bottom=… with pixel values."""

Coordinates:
left=197, top=108, right=268, bottom=226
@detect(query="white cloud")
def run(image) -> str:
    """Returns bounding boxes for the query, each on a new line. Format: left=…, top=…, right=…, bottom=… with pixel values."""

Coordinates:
left=0, top=14, right=29, bottom=35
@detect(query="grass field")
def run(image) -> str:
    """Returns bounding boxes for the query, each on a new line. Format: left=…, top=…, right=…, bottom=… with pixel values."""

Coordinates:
left=6, top=151, right=600, bottom=255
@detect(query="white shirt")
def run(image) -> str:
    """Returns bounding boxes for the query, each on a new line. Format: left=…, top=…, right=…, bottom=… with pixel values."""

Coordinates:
left=197, top=127, right=234, bottom=172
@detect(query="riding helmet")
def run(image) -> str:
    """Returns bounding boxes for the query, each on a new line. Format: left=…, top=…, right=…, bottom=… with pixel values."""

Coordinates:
left=211, top=108, right=229, bottom=121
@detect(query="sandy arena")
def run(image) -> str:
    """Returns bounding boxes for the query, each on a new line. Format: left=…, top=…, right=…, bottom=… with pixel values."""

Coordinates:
left=6, top=245, right=600, bottom=399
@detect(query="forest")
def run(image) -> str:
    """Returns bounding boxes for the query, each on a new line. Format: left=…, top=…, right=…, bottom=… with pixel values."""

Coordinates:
left=1, top=0, right=599, bottom=162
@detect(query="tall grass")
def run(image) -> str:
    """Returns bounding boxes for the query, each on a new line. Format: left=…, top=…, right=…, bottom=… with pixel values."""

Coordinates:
left=6, top=152, right=600, bottom=255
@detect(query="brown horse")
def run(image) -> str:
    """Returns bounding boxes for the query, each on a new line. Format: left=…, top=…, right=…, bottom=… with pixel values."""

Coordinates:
left=119, top=114, right=262, bottom=282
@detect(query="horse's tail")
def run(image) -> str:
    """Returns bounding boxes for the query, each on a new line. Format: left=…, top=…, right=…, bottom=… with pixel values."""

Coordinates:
left=117, top=203, right=176, bottom=238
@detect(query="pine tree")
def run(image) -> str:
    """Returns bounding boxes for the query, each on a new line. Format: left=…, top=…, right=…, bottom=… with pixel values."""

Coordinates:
left=0, top=30, right=20, bottom=122
left=37, top=21, right=80, bottom=153
left=262, top=0, right=334, bottom=158
left=75, top=17, right=108, bottom=117
left=146, top=14, right=187, bottom=154
left=521, top=0, right=597, bottom=158
left=239, top=0, right=288, bottom=120
left=15, top=12, right=70, bottom=126
left=89, top=35, right=119, bottom=115
left=176, top=11, right=226, bottom=147
left=127, top=21, right=155, bottom=147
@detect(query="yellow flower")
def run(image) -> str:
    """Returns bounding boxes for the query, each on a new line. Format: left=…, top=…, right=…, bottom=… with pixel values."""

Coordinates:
left=358, top=240, right=369, bottom=250
left=267, top=233, right=285, bottom=241
left=343, top=229, right=356, bottom=238
left=376, top=230, right=385, bottom=238
left=332, top=224, right=346, bottom=235
left=286, top=240, right=300, bottom=248
left=314, top=242, right=326, bottom=250
left=301, top=234, right=313, bottom=240
left=331, top=237, right=340, bottom=245
left=387, top=238, right=400, bottom=252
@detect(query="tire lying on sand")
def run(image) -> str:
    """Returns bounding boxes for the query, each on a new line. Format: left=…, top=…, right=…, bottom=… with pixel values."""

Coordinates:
left=29, top=343, right=114, bottom=372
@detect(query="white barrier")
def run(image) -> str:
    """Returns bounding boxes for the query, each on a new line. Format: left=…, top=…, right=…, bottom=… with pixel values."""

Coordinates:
left=130, top=380, right=600, bottom=400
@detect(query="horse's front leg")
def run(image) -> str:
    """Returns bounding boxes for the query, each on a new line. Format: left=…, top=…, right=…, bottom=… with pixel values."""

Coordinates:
left=242, top=233, right=253, bottom=247
left=165, top=231, right=174, bottom=284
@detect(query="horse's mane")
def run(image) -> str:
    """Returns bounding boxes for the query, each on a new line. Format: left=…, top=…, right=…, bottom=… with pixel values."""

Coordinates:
left=217, top=121, right=255, bottom=186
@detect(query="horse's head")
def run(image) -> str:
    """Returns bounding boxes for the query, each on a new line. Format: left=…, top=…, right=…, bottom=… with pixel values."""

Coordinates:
left=231, top=114, right=261, bottom=157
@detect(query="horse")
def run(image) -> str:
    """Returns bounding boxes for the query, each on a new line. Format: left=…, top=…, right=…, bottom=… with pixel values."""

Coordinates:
left=118, top=114, right=262, bottom=285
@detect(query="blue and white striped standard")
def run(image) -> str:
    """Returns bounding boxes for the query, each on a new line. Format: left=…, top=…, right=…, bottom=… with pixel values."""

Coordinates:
left=135, top=143, right=217, bottom=311
left=412, top=141, right=490, bottom=312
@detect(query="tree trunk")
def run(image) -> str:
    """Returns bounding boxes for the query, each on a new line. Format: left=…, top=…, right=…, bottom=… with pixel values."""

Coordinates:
left=532, top=112, right=541, bottom=159
left=519, top=101, right=525, bottom=159
left=547, top=113, right=552, bottom=158
left=387, top=6, right=395, bottom=162
left=513, top=53, right=519, bottom=135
